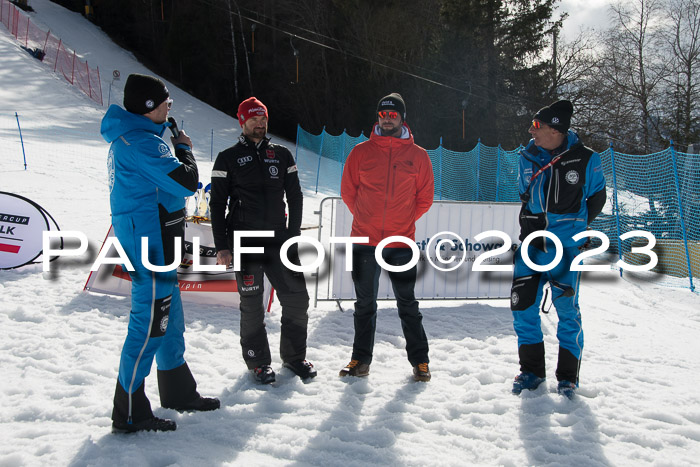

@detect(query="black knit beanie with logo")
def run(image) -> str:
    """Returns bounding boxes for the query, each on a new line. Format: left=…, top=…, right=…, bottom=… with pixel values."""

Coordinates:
left=377, top=93, right=406, bottom=121
left=533, top=99, right=573, bottom=134
left=123, top=74, right=169, bottom=115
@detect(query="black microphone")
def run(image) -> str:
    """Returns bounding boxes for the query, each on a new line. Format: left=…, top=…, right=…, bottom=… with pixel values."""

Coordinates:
left=167, top=117, right=180, bottom=138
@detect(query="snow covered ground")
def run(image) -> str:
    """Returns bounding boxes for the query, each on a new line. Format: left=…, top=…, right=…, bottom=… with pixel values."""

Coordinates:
left=1, top=2, right=700, bottom=466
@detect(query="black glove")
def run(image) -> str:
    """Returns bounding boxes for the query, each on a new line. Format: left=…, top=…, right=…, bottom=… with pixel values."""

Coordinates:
left=578, top=227, right=593, bottom=251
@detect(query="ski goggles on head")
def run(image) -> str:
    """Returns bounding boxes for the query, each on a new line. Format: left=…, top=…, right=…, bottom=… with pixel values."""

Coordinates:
left=531, top=119, right=543, bottom=129
left=378, top=110, right=399, bottom=119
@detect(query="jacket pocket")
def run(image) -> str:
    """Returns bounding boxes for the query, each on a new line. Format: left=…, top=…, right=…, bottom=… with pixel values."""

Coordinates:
left=518, top=205, right=546, bottom=242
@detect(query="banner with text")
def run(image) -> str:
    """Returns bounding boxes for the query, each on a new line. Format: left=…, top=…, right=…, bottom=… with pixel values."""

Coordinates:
left=329, top=200, right=520, bottom=300
left=0, top=191, right=60, bottom=270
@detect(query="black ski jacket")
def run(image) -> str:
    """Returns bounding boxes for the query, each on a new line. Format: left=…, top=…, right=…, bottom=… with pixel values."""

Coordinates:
left=210, top=135, right=303, bottom=252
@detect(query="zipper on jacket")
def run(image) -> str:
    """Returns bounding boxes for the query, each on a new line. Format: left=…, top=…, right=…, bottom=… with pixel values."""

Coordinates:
left=554, top=169, right=560, bottom=204
left=236, top=197, right=244, bottom=223
left=543, top=173, right=552, bottom=253
left=381, top=140, right=393, bottom=240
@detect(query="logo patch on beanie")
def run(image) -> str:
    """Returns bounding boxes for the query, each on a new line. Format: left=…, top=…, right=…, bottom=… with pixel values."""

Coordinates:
left=248, top=106, right=266, bottom=115
left=146, top=99, right=155, bottom=109
left=551, top=117, right=560, bottom=124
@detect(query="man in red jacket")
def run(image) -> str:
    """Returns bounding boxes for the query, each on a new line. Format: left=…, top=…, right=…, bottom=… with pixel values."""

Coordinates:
left=339, top=93, right=434, bottom=382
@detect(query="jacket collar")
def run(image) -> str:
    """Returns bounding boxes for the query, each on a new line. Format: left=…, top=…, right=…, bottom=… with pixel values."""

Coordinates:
left=238, top=134, right=271, bottom=149
left=524, top=130, right=581, bottom=160
left=369, top=122, right=414, bottom=148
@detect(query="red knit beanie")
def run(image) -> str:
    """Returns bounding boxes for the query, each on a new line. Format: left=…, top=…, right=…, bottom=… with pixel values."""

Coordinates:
left=237, top=97, right=268, bottom=126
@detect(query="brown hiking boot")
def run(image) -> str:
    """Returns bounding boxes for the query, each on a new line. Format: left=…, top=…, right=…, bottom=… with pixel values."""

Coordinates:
left=339, top=359, right=370, bottom=377
left=413, top=363, right=431, bottom=382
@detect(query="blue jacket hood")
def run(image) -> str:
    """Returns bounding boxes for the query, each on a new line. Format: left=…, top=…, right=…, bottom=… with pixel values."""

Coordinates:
left=100, top=104, right=166, bottom=143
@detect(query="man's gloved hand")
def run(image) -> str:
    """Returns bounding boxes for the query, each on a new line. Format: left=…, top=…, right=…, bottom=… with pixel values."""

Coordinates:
left=171, top=129, right=192, bottom=149
left=579, top=228, right=593, bottom=251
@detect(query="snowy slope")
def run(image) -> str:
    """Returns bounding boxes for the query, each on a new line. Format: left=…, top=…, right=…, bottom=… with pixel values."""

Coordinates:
left=1, top=2, right=700, bottom=466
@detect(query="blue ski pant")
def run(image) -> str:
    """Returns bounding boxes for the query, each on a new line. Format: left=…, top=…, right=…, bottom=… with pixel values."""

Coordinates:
left=510, top=243, right=583, bottom=360
left=113, top=214, right=187, bottom=396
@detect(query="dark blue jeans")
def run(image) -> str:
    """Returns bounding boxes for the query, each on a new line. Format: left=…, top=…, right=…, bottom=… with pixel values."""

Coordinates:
left=351, top=245, right=429, bottom=366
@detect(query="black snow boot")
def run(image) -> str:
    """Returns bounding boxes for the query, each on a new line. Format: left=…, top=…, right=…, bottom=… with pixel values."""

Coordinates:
left=518, top=342, right=546, bottom=379
left=158, top=363, right=220, bottom=412
left=111, top=380, right=176, bottom=434
left=555, top=346, right=580, bottom=385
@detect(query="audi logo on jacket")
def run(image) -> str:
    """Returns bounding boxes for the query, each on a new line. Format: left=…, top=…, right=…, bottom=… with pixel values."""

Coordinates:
left=209, top=135, right=303, bottom=252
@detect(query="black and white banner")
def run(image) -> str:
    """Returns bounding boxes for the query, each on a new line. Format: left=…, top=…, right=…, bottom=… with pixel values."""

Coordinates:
left=329, top=200, right=521, bottom=300
left=0, top=191, right=60, bottom=270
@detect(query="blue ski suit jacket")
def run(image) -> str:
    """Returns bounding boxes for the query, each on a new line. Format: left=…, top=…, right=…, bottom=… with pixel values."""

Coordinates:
left=517, top=131, right=606, bottom=249
left=511, top=130, right=606, bottom=370
left=100, top=104, right=198, bottom=396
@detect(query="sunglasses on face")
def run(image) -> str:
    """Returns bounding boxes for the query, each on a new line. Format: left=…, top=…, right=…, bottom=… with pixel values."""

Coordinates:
left=166, top=98, right=173, bottom=109
left=531, top=120, right=543, bottom=129
left=378, top=111, right=399, bottom=119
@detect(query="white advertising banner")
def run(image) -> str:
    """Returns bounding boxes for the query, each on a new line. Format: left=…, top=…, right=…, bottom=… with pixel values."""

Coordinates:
left=329, top=200, right=521, bottom=300
left=0, top=191, right=60, bottom=270
left=85, top=221, right=272, bottom=308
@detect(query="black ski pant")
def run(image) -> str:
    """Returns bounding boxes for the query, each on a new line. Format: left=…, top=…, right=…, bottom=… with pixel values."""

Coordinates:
left=235, top=246, right=309, bottom=369
left=350, top=245, right=429, bottom=366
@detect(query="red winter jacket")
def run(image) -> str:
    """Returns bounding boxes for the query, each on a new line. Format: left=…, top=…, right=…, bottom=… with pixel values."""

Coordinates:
left=341, top=123, right=434, bottom=247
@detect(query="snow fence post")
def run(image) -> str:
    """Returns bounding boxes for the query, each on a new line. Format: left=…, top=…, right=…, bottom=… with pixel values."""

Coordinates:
left=15, top=112, right=27, bottom=170
left=438, top=137, right=443, bottom=200
left=476, top=138, right=481, bottom=201
left=86, top=61, right=92, bottom=101
left=54, top=38, right=61, bottom=73
left=95, top=66, right=103, bottom=106
left=496, top=144, right=502, bottom=202
left=669, top=141, right=695, bottom=291
left=340, top=129, right=347, bottom=190
left=315, top=126, right=325, bottom=194
left=609, top=142, right=623, bottom=277
left=70, top=50, right=76, bottom=84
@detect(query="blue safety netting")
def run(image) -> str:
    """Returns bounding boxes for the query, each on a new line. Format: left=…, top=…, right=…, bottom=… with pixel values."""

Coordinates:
left=296, top=125, right=700, bottom=291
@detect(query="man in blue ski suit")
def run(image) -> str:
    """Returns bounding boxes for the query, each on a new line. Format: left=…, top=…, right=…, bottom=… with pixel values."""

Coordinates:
left=510, top=100, right=606, bottom=399
left=101, top=74, right=219, bottom=433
